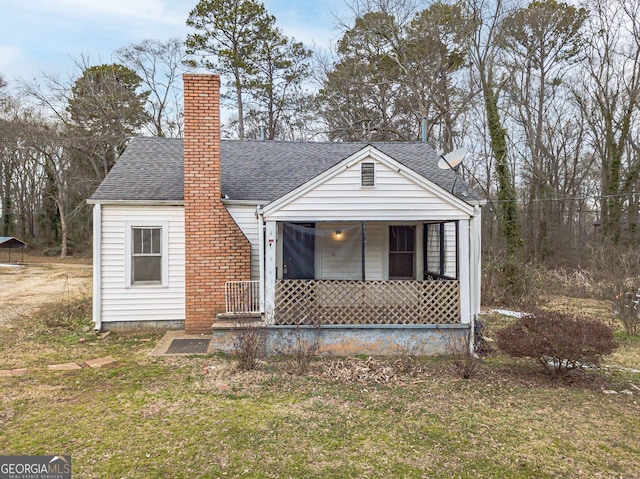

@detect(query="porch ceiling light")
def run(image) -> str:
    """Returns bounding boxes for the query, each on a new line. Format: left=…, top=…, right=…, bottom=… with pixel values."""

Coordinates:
left=335, top=230, right=342, bottom=238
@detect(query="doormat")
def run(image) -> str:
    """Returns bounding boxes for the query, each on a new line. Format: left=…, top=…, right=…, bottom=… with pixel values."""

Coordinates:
left=165, top=338, right=211, bottom=354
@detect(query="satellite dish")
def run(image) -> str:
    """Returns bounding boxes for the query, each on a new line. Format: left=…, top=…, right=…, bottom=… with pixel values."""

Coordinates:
left=437, top=148, right=468, bottom=193
left=438, top=148, right=467, bottom=170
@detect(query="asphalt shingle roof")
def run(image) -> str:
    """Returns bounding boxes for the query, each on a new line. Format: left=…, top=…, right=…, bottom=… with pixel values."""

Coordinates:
left=89, top=137, right=481, bottom=203
left=0, top=237, right=26, bottom=248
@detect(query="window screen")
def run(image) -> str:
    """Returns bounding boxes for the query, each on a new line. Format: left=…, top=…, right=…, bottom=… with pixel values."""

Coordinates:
left=131, top=227, right=162, bottom=283
left=389, top=225, right=415, bottom=279
left=424, top=221, right=458, bottom=280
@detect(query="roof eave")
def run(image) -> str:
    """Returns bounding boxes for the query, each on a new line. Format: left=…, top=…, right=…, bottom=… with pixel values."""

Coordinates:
left=86, top=199, right=184, bottom=206
left=221, top=199, right=272, bottom=207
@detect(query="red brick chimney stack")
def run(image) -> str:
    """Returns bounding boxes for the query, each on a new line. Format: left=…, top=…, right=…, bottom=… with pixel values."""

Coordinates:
left=183, top=74, right=251, bottom=333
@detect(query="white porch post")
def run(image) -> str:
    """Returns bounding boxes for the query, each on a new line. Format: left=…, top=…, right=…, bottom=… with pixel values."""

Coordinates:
left=257, top=207, right=265, bottom=314
left=264, top=220, right=277, bottom=324
left=470, top=205, right=482, bottom=317
left=416, top=223, right=424, bottom=280
left=459, top=218, right=471, bottom=324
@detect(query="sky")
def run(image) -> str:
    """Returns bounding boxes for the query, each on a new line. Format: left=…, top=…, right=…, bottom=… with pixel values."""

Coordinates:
left=0, top=0, right=350, bottom=87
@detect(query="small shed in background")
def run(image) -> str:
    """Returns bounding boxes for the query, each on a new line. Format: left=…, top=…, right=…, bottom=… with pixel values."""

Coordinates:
left=0, top=237, right=27, bottom=263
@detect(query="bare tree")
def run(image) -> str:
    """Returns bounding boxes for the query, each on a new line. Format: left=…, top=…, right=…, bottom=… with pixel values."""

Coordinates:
left=0, top=98, right=56, bottom=245
left=574, top=0, right=640, bottom=243
left=116, top=38, right=187, bottom=138
left=22, top=58, right=149, bottom=256
left=498, top=0, right=588, bottom=259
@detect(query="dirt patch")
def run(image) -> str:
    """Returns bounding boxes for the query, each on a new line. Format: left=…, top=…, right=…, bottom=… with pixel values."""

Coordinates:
left=0, top=261, right=92, bottom=326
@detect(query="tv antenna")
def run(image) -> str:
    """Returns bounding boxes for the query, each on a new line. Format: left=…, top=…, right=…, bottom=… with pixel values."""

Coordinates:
left=438, top=147, right=467, bottom=193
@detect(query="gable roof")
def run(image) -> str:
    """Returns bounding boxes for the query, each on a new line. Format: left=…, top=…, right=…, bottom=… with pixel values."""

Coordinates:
left=0, top=237, right=26, bottom=249
left=263, top=145, right=475, bottom=218
left=88, top=137, right=482, bottom=204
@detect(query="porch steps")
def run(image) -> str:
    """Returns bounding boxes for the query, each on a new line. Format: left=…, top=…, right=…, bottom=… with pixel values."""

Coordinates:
left=213, top=313, right=264, bottom=329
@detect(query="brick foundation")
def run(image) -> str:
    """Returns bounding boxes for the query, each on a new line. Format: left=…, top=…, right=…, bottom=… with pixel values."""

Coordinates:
left=183, top=74, right=251, bottom=333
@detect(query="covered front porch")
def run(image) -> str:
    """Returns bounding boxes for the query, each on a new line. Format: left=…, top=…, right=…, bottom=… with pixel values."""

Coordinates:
left=269, top=220, right=464, bottom=326
left=224, top=217, right=479, bottom=328
left=217, top=218, right=475, bottom=355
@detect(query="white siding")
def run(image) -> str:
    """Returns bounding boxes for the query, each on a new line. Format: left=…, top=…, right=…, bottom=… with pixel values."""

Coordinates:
left=100, top=205, right=185, bottom=323
left=265, top=158, right=471, bottom=222
left=316, top=222, right=362, bottom=280
left=364, top=223, right=385, bottom=280
left=226, top=204, right=260, bottom=280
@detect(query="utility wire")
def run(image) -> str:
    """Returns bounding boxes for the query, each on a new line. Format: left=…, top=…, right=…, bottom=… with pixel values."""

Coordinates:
left=485, top=191, right=640, bottom=204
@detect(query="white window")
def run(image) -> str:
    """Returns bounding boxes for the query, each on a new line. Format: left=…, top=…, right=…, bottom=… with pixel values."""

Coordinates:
left=389, top=225, right=415, bottom=280
left=126, top=222, right=168, bottom=286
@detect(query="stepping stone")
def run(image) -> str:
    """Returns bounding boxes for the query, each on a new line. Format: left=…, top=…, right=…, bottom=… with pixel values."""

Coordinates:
left=85, top=356, right=117, bottom=369
left=0, top=368, right=29, bottom=377
left=48, top=362, right=82, bottom=371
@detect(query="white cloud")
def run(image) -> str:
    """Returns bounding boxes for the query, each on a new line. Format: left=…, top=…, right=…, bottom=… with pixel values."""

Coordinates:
left=0, top=46, right=21, bottom=71
left=66, top=0, right=190, bottom=28
left=0, top=0, right=194, bottom=80
left=263, top=0, right=349, bottom=48
left=0, top=0, right=344, bottom=83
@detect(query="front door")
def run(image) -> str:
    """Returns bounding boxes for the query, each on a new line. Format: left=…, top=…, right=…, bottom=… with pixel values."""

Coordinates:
left=282, top=223, right=315, bottom=279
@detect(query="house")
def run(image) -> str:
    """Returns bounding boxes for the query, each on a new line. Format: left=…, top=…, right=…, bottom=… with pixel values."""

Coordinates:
left=87, top=74, right=484, bottom=355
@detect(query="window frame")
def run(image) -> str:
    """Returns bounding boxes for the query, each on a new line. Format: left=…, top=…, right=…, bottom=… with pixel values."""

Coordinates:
left=388, top=225, right=416, bottom=280
left=424, top=221, right=459, bottom=280
left=125, top=221, right=169, bottom=287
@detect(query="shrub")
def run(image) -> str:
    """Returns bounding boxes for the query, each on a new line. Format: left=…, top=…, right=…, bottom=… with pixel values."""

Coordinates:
left=612, top=292, right=640, bottom=336
left=37, top=295, right=93, bottom=330
left=445, top=328, right=481, bottom=379
left=587, top=244, right=640, bottom=335
left=275, top=323, right=322, bottom=375
left=495, top=310, right=618, bottom=377
left=232, top=321, right=265, bottom=371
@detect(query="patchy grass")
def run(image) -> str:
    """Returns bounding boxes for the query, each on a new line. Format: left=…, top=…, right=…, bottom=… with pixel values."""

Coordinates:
left=0, top=298, right=639, bottom=478
left=0, top=294, right=161, bottom=370
left=609, top=334, right=640, bottom=371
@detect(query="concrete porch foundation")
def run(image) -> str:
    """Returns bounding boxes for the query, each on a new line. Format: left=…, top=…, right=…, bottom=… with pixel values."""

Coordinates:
left=211, top=323, right=471, bottom=356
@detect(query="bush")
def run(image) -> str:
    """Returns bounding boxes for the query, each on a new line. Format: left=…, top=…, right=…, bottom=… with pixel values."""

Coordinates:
left=495, top=310, right=618, bottom=377
left=587, top=244, right=640, bottom=335
left=612, top=292, right=640, bottom=336
left=277, top=324, right=322, bottom=375
left=232, top=321, right=265, bottom=371
left=445, top=328, right=481, bottom=379
left=38, top=295, right=93, bottom=330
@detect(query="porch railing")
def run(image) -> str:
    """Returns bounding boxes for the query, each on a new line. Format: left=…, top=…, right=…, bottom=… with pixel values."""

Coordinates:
left=225, top=281, right=260, bottom=314
left=274, top=279, right=460, bottom=325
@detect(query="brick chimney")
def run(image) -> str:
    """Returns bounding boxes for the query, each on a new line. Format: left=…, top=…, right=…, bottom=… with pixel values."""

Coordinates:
left=183, top=74, right=251, bottom=333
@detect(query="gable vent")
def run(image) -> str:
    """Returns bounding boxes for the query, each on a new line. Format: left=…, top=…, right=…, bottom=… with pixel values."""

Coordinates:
left=361, top=162, right=375, bottom=187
